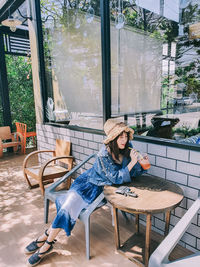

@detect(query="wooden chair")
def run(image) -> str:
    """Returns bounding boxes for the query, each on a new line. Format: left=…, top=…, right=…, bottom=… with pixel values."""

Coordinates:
left=15, top=122, right=36, bottom=154
left=23, top=139, right=74, bottom=195
left=0, top=126, right=24, bottom=157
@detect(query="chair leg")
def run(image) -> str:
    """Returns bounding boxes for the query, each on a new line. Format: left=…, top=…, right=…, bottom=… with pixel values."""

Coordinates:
left=0, top=144, right=3, bottom=157
left=44, top=198, right=49, bottom=224
left=84, top=217, right=90, bottom=260
left=20, top=144, right=24, bottom=154
left=39, top=178, right=45, bottom=195
left=32, top=136, right=35, bottom=146
left=23, top=138, right=26, bottom=154
left=13, top=145, right=18, bottom=152
left=23, top=171, right=33, bottom=189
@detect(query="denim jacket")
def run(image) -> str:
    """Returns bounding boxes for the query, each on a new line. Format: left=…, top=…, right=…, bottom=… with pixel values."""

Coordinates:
left=87, top=144, right=145, bottom=186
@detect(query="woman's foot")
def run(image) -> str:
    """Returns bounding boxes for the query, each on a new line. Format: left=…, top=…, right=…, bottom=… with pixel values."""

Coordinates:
left=24, top=229, right=49, bottom=254
left=27, top=240, right=56, bottom=267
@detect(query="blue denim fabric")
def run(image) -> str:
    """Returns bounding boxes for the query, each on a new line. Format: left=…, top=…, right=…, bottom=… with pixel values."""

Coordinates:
left=52, top=143, right=145, bottom=236
left=52, top=210, right=75, bottom=236
left=70, top=171, right=103, bottom=204
left=87, top=144, right=145, bottom=186
left=52, top=197, right=76, bottom=236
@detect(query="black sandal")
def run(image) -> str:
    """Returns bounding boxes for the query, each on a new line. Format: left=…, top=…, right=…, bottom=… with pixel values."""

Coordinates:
left=24, top=229, right=49, bottom=254
left=27, top=239, right=57, bottom=267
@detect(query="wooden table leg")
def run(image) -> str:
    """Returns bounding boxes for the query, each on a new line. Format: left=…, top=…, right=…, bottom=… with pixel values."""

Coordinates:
left=164, top=210, right=171, bottom=236
left=113, top=207, right=120, bottom=249
left=135, top=214, right=140, bottom=233
left=145, top=214, right=152, bottom=267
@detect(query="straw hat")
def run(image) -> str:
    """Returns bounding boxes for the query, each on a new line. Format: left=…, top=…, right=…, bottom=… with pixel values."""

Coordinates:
left=103, top=119, right=134, bottom=145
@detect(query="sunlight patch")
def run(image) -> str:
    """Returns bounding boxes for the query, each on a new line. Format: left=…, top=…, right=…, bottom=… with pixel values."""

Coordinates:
left=54, top=249, right=72, bottom=256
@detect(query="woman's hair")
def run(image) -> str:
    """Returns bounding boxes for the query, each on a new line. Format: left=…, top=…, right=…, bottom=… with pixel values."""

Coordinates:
left=107, top=131, right=130, bottom=160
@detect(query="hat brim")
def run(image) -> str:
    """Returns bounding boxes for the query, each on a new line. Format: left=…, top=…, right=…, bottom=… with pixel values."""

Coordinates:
left=103, top=126, right=134, bottom=145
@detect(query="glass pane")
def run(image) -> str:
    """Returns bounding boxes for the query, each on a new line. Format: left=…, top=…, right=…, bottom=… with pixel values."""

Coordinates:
left=41, top=0, right=103, bottom=129
left=163, top=43, right=168, bottom=56
left=111, top=26, right=162, bottom=115
left=110, top=0, right=200, bottom=144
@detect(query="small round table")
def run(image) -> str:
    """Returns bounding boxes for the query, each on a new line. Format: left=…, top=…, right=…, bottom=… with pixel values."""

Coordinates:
left=104, top=175, right=184, bottom=267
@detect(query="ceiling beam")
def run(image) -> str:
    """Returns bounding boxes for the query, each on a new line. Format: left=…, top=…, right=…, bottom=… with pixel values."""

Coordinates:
left=0, top=0, right=26, bottom=23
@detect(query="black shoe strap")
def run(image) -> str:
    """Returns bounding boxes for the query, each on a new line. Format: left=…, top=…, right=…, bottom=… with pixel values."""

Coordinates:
left=45, top=239, right=57, bottom=245
left=44, top=229, right=49, bottom=237
left=35, top=238, right=46, bottom=244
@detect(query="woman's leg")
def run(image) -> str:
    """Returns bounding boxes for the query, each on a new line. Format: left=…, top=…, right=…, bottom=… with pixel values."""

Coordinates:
left=38, top=226, right=61, bottom=254
left=27, top=226, right=62, bottom=266
left=25, top=228, right=50, bottom=254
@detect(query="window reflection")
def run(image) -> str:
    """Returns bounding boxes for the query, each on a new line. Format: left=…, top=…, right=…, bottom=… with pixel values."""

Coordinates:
left=41, top=0, right=103, bottom=129
left=41, top=0, right=200, bottom=144
left=110, top=0, right=200, bottom=145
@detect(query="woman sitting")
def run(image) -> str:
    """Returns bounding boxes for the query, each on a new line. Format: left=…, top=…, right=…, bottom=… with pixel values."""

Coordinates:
left=25, top=119, right=147, bottom=266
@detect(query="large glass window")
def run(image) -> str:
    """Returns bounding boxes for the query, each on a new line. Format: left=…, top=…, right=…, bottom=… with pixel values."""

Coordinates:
left=110, top=0, right=200, bottom=145
left=41, top=0, right=103, bottom=129
left=41, top=0, right=200, bottom=146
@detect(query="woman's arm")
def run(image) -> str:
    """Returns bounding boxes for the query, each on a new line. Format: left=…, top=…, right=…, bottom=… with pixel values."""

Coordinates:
left=94, top=147, right=138, bottom=184
left=95, top=155, right=131, bottom=184
left=128, top=143, right=147, bottom=177
left=127, top=148, right=138, bottom=172
left=130, top=161, right=145, bottom=177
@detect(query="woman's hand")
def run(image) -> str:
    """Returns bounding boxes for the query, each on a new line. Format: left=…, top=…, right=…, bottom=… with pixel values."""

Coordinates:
left=127, top=149, right=138, bottom=171
left=130, top=149, right=138, bottom=164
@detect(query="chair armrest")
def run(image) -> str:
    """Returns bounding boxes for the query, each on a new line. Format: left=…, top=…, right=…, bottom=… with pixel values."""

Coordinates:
left=23, top=150, right=55, bottom=169
left=149, top=196, right=200, bottom=267
left=38, top=155, right=74, bottom=178
left=45, top=153, right=96, bottom=194
left=80, top=192, right=106, bottom=218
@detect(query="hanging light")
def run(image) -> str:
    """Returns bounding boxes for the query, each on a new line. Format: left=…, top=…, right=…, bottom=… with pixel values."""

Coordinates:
left=1, top=15, right=22, bottom=32
left=1, top=7, right=32, bottom=32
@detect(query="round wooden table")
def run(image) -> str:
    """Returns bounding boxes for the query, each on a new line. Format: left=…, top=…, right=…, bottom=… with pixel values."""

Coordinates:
left=104, top=174, right=184, bottom=267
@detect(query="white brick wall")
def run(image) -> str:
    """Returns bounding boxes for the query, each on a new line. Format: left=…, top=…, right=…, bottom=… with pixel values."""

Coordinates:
left=190, top=150, right=200, bottom=164
left=36, top=123, right=200, bottom=252
left=156, top=156, right=176, bottom=170
left=166, top=170, right=187, bottom=185
left=147, top=143, right=167, bottom=157
left=167, top=147, right=189, bottom=161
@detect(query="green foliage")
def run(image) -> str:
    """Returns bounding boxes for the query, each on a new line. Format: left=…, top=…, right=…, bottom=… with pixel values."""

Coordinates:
left=173, top=127, right=200, bottom=138
left=175, top=3, right=200, bottom=99
left=5, top=55, right=36, bottom=132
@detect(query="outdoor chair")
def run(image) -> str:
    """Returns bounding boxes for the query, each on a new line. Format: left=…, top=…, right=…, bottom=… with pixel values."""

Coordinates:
left=148, top=194, right=200, bottom=267
left=15, top=122, right=36, bottom=154
left=44, top=153, right=107, bottom=260
left=23, top=139, right=74, bottom=195
left=0, top=126, right=24, bottom=157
